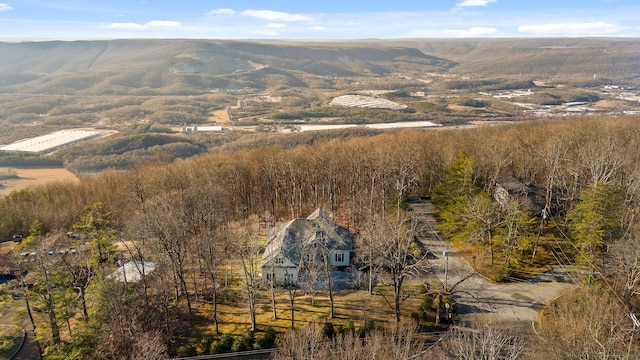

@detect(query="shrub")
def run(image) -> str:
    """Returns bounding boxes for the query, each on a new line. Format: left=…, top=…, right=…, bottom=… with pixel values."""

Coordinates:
left=254, top=326, right=277, bottom=349
left=491, top=264, right=514, bottom=283
left=210, top=334, right=233, bottom=354
left=200, top=334, right=214, bottom=354
left=411, top=312, right=422, bottom=323
left=231, top=331, right=254, bottom=352
left=358, top=318, right=375, bottom=338
left=417, top=294, right=435, bottom=320
left=184, top=344, right=197, bottom=357
left=339, top=320, right=355, bottom=335
left=322, top=322, right=335, bottom=338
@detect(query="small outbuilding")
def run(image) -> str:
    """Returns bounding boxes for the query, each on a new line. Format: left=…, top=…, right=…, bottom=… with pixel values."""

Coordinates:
left=493, top=177, right=547, bottom=216
left=108, top=260, right=155, bottom=283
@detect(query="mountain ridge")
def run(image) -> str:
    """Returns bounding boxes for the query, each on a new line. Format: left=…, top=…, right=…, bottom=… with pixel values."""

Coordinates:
left=0, top=39, right=457, bottom=94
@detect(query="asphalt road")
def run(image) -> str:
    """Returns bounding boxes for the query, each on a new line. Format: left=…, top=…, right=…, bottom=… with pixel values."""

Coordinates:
left=410, top=200, right=576, bottom=323
left=0, top=306, right=40, bottom=360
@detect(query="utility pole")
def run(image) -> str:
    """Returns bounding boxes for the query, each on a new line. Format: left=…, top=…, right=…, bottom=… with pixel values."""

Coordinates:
left=443, top=250, right=449, bottom=291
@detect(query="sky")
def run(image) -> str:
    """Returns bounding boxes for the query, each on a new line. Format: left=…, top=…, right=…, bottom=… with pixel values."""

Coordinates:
left=0, top=0, right=639, bottom=41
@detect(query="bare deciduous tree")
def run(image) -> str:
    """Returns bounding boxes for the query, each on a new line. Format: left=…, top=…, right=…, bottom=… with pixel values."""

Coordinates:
left=229, top=217, right=262, bottom=332
left=141, top=192, right=192, bottom=314
left=273, top=323, right=324, bottom=360
left=274, top=323, right=431, bottom=360
left=531, top=286, right=636, bottom=360
left=371, top=211, right=430, bottom=326
left=436, top=316, right=527, bottom=360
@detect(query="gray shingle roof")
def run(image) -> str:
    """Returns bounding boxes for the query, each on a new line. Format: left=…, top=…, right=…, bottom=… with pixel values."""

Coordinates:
left=261, top=209, right=352, bottom=268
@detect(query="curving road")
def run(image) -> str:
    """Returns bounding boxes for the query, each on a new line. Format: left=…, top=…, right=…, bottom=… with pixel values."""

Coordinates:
left=0, top=306, right=40, bottom=360
left=411, top=199, right=576, bottom=323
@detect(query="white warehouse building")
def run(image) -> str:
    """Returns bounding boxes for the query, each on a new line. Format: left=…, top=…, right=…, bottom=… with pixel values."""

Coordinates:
left=0, top=130, right=102, bottom=154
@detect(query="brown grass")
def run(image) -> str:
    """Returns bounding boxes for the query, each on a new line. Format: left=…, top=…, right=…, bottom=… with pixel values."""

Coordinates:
left=0, top=241, right=19, bottom=269
left=447, top=104, right=482, bottom=112
left=0, top=167, right=78, bottom=197
left=208, top=109, right=231, bottom=124
left=181, top=277, right=426, bottom=346
left=450, top=226, right=569, bottom=282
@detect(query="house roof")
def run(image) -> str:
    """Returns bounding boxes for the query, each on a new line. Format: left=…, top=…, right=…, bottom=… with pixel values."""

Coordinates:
left=494, top=176, right=546, bottom=215
left=108, top=261, right=155, bottom=283
left=261, top=209, right=352, bottom=268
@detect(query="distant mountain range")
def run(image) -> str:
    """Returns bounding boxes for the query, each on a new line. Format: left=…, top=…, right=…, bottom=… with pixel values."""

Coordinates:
left=0, top=38, right=638, bottom=95
left=0, top=39, right=455, bottom=95
left=400, top=38, right=640, bottom=85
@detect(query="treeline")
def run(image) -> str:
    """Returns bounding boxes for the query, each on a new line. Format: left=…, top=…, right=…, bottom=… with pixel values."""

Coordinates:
left=0, top=152, right=63, bottom=167
left=63, top=142, right=204, bottom=173
left=268, top=105, right=419, bottom=123
left=4, top=116, right=640, bottom=246
left=52, top=133, right=206, bottom=172
left=2, top=116, right=640, bottom=358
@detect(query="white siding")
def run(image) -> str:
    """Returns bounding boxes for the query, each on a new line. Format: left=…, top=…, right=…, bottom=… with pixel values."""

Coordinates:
left=262, top=265, right=299, bottom=285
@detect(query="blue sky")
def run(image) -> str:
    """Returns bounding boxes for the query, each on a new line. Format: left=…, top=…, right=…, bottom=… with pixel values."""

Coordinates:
left=1, top=0, right=639, bottom=40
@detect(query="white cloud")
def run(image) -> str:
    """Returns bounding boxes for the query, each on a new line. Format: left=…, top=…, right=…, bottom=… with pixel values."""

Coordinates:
left=251, top=29, right=281, bottom=36
left=145, top=20, right=181, bottom=28
left=266, top=23, right=286, bottom=29
left=310, top=26, right=325, bottom=31
left=455, top=0, right=497, bottom=9
left=206, top=8, right=236, bottom=16
left=105, top=20, right=182, bottom=31
left=241, top=9, right=312, bottom=22
left=0, top=3, right=13, bottom=11
left=518, top=22, right=624, bottom=36
left=106, top=23, right=146, bottom=30
left=441, top=26, right=498, bottom=36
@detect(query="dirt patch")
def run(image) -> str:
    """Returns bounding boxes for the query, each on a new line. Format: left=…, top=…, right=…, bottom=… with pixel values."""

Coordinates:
left=0, top=241, right=19, bottom=270
left=209, top=109, right=230, bottom=124
left=0, top=167, right=79, bottom=197
left=447, top=104, right=480, bottom=112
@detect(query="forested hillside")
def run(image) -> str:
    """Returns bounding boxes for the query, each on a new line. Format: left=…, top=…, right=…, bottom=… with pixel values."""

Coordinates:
left=400, top=38, right=640, bottom=85
left=0, top=40, right=455, bottom=95
left=2, top=117, right=640, bottom=358
left=3, top=38, right=639, bottom=95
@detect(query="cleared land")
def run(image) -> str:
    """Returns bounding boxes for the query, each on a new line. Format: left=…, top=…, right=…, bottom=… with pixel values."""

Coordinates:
left=209, top=109, right=231, bottom=124
left=330, top=94, right=408, bottom=110
left=0, top=168, right=79, bottom=197
left=0, top=130, right=101, bottom=154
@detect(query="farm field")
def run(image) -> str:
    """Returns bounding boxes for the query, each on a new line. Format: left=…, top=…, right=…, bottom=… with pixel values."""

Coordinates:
left=0, top=168, right=79, bottom=197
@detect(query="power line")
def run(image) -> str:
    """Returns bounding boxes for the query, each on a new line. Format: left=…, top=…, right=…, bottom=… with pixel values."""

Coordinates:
left=548, top=214, right=636, bottom=323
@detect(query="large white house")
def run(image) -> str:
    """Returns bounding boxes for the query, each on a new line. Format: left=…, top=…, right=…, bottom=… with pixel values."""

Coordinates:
left=260, top=208, right=352, bottom=286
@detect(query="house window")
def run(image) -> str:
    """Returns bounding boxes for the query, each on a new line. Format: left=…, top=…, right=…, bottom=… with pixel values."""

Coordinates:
left=266, top=273, right=272, bottom=281
left=313, top=242, right=318, bottom=248
left=275, top=257, right=284, bottom=264
left=305, top=253, right=313, bottom=262
left=335, top=253, right=344, bottom=263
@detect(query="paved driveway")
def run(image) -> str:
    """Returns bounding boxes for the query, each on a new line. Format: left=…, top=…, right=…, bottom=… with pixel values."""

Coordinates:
left=411, top=200, right=576, bottom=323
left=0, top=305, right=41, bottom=360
